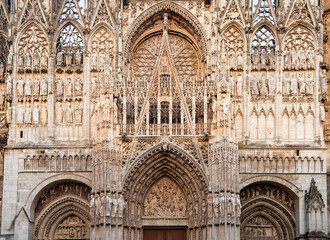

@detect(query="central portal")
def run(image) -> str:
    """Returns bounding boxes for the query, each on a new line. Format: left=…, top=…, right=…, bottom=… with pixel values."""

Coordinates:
left=144, top=229, right=186, bottom=240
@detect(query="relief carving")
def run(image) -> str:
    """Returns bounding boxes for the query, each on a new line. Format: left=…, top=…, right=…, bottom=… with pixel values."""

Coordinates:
left=143, top=177, right=187, bottom=218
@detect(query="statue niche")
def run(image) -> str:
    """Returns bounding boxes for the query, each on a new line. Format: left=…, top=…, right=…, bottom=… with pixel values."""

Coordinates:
left=143, top=177, right=187, bottom=218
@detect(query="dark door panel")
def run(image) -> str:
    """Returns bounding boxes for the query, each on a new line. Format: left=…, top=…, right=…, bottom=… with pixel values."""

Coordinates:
left=144, top=229, right=186, bottom=240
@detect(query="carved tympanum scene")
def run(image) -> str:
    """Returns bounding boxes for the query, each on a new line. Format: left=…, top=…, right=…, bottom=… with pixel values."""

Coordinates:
left=0, top=0, right=329, bottom=239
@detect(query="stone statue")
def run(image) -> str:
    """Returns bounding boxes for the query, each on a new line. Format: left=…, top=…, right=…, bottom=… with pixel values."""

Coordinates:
left=250, top=74, right=259, bottom=95
left=25, top=77, right=32, bottom=96
left=252, top=48, right=260, bottom=69
left=0, top=62, right=4, bottom=77
left=32, top=103, right=39, bottom=123
left=74, top=105, right=82, bottom=123
left=17, top=107, right=24, bottom=123
left=0, top=89, right=4, bottom=108
left=95, top=194, right=101, bottom=217
left=320, top=105, right=325, bottom=122
left=106, top=193, right=111, bottom=217
left=25, top=103, right=32, bottom=124
left=283, top=51, right=290, bottom=70
left=56, top=102, right=63, bottom=124
left=18, top=53, right=24, bottom=68
left=290, top=73, right=298, bottom=95
left=320, top=69, right=327, bottom=96
left=229, top=51, right=235, bottom=70
left=65, top=103, right=73, bottom=124
left=260, top=48, right=267, bottom=69
left=7, top=50, right=12, bottom=66
left=66, top=52, right=72, bottom=66
left=219, top=193, right=225, bottom=217
left=66, top=78, right=73, bottom=97
left=75, top=51, right=82, bottom=65
left=40, top=76, right=48, bottom=96
left=41, top=104, right=47, bottom=125
left=99, top=192, right=105, bottom=217
left=6, top=105, right=12, bottom=124
left=236, top=74, right=243, bottom=96
left=6, top=75, right=12, bottom=96
left=17, top=77, right=25, bottom=96
left=237, top=51, right=243, bottom=69
left=298, top=73, right=306, bottom=95
left=33, top=78, right=40, bottom=96
left=41, top=51, right=48, bottom=69
left=99, top=52, right=105, bottom=67
left=33, top=51, right=40, bottom=68
left=298, top=49, right=306, bottom=70
left=268, top=74, right=276, bottom=95
left=56, top=51, right=63, bottom=65
left=306, top=73, right=314, bottom=95
left=55, top=78, right=64, bottom=96
left=283, top=73, right=290, bottom=95
left=307, top=49, right=314, bottom=69
left=291, top=48, right=298, bottom=70
left=90, top=194, right=95, bottom=218
left=91, top=51, right=98, bottom=70
left=25, top=51, right=32, bottom=69
left=75, top=77, right=83, bottom=96
left=91, top=75, right=98, bottom=95
left=268, top=48, right=276, bottom=70
left=258, top=74, right=268, bottom=95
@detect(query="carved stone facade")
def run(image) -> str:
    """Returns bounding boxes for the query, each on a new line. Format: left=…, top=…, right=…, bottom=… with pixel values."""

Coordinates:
left=0, top=0, right=329, bottom=239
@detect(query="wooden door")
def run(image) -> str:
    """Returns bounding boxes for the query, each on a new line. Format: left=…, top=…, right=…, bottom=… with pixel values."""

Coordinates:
left=144, top=229, right=186, bottom=240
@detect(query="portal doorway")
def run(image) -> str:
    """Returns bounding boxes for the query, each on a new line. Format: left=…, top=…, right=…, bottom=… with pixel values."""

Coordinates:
left=143, top=229, right=186, bottom=240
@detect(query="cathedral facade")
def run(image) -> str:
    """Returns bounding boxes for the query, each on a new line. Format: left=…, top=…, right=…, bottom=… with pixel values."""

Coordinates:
left=0, top=0, right=328, bottom=239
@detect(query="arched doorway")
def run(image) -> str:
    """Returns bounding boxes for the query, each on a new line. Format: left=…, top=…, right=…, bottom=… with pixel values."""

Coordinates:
left=33, top=181, right=91, bottom=240
left=240, top=182, right=296, bottom=240
left=123, top=142, right=208, bottom=240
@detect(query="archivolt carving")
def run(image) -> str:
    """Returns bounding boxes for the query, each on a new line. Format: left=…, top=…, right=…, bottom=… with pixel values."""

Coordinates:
left=240, top=183, right=296, bottom=240
left=123, top=1, right=208, bottom=59
left=123, top=142, right=207, bottom=228
left=34, top=182, right=91, bottom=240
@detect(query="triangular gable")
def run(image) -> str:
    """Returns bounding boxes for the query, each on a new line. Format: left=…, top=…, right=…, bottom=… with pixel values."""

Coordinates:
left=17, top=0, right=48, bottom=28
left=57, top=0, right=84, bottom=25
left=126, top=19, right=205, bottom=167
left=285, top=0, right=316, bottom=27
left=220, top=0, right=245, bottom=28
left=90, top=0, right=114, bottom=27
left=252, top=0, right=276, bottom=26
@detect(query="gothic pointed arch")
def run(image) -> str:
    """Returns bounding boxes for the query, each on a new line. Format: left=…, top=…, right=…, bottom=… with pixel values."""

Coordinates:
left=17, top=0, right=48, bottom=29
left=220, top=0, right=246, bottom=28
left=33, top=181, right=91, bottom=240
left=90, top=0, right=114, bottom=27
left=56, top=0, right=85, bottom=25
left=240, top=182, right=297, bottom=240
left=285, top=0, right=316, bottom=27
left=252, top=0, right=277, bottom=27
left=123, top=1, right=208, bottom=61
left=123, top=141, right=208, bottom=230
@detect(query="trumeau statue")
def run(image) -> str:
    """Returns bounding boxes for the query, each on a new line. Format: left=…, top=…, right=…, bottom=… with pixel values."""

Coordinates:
left=40, top=76, right=48, bottom=96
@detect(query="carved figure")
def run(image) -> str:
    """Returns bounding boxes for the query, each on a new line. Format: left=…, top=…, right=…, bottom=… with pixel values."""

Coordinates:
left=91, top=75, right=98, bottom=95
left=306, top=73, right=314, bottom=95
left=75, top=105, right=83, bottom=123
left=66, top=52, right=72, bottom=66
left=298, top=49, right=306, bottom=70
left=91, top=51, right=98, bottom=70
left=283, top=51, right=290, bottom=70
left=41, top=51, right=48, bottom=69
left=283, top=73, right=290, bottom=95
left=252, top=48, right=260, bottom=69
left=56, top=51, right=63, bottom=65
left=66, top=78, right=73, bottom=97
left=95, top=194, right=101, bottom=217
left=268, top=47, right=276, bottom=70
left=65, top=103, right=73, bottom=124
left=268, top=74, right=276, bottom=94
left=55, top=78, right=64, bottom=96
left=307, top=49, right=314, bottom=69
left=40, top=76, right=48, bottom=96
left=75, top=77, right=83, bottom=96
left=291, top=48, right=298, bottom=70
left=298, top=73, right=305, bottom=95
left=33, top=51, right=40, bottom=68
left=0, top=62, right=4, bottom=76
left=260, top=48, right=267, bottom=69
left=7, top=50, right=12, bottom=66
left=320, top=105, right=325, bottom=122
left=290, top=73, right=298, bottom=95
left=75, top=51, right=82, bottom=65
left=6, top=105, right=11, bottom=124
left=258, top=74, right=268, bottom=95
left=320, top=69, right=327, bottom=96
left=25, top=77, right=32, bottom=96
left=17, top=77, right=25, bottom=96
left=33, top=78, right=40, bottom=96
left=6, top=75, right=12, bottom=96
left=236, top=74, right=243, bottom=96
left=25, top=51, right=32, bottom=69
left=0, top=89, right=5, bottom=108
left=229, top=51, right=235, bottom=70
left=250, top=74, right=259, bottom=95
